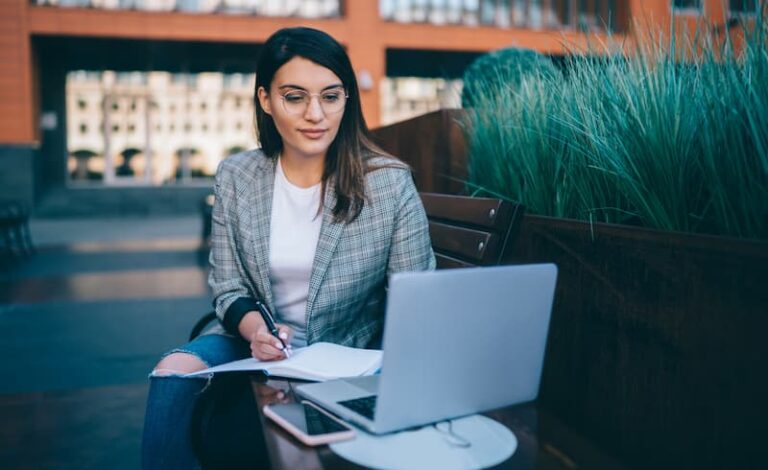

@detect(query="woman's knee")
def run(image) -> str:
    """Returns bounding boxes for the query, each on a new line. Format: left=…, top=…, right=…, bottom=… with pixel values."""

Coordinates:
left=152, top=352, right=208, bottom=376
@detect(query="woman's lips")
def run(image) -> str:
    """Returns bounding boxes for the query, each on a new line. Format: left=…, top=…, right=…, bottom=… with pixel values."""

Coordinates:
left=299, top=129, right=327, bottom=139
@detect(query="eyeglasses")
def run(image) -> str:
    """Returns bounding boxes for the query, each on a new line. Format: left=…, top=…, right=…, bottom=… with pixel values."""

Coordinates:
left=278, top=89, right=348, bottom=116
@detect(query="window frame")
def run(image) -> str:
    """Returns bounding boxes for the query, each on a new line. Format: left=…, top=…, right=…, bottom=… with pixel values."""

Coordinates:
left=728, top=0, right=760, bottom=16
left=671, top=0, right=703, bottom=15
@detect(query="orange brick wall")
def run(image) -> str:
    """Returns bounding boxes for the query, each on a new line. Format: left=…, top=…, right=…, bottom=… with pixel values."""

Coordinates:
left=0, top=0, right=746, bottom=144
left=344, top=0, right=385, bottom=131
left=628, top=0, right=752, bottom=58
left=0, top=0, right=35, bottom=144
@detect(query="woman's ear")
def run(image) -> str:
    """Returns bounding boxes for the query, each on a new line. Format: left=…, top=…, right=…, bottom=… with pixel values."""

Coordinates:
left=257, top=86, right=272, bottom=115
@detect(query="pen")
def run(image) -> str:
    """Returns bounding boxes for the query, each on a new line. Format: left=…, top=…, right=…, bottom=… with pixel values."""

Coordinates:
left=255, top=300, right=291, bottom=358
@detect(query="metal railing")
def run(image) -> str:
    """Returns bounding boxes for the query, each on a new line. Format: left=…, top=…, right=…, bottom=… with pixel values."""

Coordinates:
left=380, top=0, right=627, bottom=33
left=32, top=0, right=342, bottom=18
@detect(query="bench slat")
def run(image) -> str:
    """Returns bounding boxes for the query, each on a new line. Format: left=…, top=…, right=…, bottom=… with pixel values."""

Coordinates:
left=429, top=221, right=498, bottom=264
left=421, top=193, right=512, bottom=231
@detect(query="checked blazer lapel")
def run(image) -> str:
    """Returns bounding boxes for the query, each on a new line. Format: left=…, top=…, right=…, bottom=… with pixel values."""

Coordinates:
left=248, top=157, right=277, bottom=311
left=305, top=182, right=344, bottom=330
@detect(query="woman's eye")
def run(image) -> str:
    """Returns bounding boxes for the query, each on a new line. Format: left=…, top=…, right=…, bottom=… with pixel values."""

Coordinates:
left=284, top=93, right=306, bottom=103
left=321, top=93, right=340, bottom=102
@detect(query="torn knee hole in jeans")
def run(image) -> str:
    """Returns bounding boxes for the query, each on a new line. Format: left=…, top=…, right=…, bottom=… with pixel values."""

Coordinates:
left=152, top=349, right=210, bottom=374
left=158, top=348, right=210, bottom=366
left=149, top=369, right=214, bottom=392
left=149, top=368, right=190, bottom=377
left=150, top=356, right=215, bottom=392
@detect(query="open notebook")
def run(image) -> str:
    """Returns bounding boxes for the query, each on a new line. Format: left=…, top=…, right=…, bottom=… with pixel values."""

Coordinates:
left=184, top=342, right=382, bottom=382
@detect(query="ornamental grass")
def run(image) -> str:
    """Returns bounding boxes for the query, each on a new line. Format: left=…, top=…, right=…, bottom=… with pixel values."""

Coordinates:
left=463, top=11, right=768, bottom=239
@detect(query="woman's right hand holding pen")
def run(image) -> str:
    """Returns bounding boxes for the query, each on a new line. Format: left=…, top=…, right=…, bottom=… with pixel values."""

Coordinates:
left=239, top=312, right=294, bottom=361
left=252, top=322, right=293, bottom=361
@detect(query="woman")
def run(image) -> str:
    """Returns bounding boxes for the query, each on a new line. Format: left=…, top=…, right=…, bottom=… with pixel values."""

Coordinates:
left=142, top=26, right=435, bottom=468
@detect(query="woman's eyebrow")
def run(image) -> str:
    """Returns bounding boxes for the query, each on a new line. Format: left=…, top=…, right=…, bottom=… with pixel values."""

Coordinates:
left=278, top=83, right=344, bottom=92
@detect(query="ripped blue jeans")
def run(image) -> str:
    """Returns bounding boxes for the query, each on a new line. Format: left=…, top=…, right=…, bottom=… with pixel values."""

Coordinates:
left=141, top=333, right=250, bottom=470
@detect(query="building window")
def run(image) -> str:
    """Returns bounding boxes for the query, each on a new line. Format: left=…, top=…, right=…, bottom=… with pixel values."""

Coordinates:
left=672, top=0, right=701, bottom=11
left=730, top=0, right=758, bottom=14
left=66, top=69, right=253, bottom=187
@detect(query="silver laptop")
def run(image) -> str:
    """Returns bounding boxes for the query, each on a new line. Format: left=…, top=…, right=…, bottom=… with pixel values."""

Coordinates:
left=296, top=263, right=558, bottom=434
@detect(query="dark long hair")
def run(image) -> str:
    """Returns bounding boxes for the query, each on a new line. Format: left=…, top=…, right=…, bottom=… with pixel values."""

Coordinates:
left=254, top=27, right=397, bottom=223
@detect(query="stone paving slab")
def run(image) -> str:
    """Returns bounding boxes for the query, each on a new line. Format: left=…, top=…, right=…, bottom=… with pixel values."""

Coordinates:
left=0, top=383, right=147, bottom=470
left=0, top=231, right=213, bottom=467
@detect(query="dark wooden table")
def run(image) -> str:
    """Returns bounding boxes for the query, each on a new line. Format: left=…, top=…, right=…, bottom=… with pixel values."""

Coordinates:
left=250, top=376, right=628, bottom=470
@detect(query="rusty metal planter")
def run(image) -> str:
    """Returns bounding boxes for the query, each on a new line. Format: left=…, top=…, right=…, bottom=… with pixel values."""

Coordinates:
left=511, top=215, right=768, bottom=469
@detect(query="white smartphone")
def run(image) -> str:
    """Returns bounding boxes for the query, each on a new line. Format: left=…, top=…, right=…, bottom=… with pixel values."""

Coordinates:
left=263, top=400, right=356, bottom=446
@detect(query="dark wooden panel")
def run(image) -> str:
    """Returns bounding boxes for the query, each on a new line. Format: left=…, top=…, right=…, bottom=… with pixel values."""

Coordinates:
left=421, top=192, right=510, bottom=230
left=428, top=221, right=497, bottom=263
left=434, top=253, right=474, bottom=270
left=372, top=110, right=467, bottom=195
left=419, top=192, right=525, bottom=268
left=512, top=214, right=768, bottom=468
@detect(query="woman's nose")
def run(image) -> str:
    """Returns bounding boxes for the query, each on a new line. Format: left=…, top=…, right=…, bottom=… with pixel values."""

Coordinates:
left=303, top=96, right=324, bottom=121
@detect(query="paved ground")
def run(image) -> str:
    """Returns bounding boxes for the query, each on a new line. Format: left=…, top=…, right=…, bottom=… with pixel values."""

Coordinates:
left=28, top=216, right=201, bottom=247
left=0, top=217, right=211, bottom=469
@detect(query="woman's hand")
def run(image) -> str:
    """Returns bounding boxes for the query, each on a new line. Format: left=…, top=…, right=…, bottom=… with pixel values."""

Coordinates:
left=251, top=323, right=293, bottom=361
left=238, top=311, right=293, bottom=361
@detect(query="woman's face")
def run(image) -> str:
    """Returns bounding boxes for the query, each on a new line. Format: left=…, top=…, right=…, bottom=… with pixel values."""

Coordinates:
left=258, top=57, right=346, bottom=162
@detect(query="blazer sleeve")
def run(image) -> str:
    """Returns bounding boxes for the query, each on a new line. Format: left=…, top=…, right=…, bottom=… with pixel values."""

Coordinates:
left=387, top=170, right=436, bottom=275
left=207, top=168, right=260, bottom=336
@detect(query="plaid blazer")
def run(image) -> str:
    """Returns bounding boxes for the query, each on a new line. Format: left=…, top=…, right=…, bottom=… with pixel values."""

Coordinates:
left=208, top=149, right=436, bottom=348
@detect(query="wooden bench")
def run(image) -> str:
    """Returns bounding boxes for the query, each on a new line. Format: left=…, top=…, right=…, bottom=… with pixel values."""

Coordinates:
left=189, top=193, right=525, bottom=340
left=421, top=192, right=524, bottom=269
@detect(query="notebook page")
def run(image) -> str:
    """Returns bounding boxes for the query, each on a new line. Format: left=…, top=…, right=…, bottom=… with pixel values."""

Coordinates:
left=269, top=342, right=382, bottom=381
left=184, top=342, right=381, bottom=380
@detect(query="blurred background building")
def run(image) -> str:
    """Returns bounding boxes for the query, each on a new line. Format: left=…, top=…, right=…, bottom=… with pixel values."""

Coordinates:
left=0, top=0, right=759, bottom=215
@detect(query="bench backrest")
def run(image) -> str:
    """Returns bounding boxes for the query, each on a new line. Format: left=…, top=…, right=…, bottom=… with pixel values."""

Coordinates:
left=420, top=192, right=525, bottom=269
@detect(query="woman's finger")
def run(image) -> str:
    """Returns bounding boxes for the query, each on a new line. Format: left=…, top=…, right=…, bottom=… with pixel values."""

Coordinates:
left=258, top=341, right=285, bottom=360
left=250, top=332, right=260, bottom=359
left=276, top=324, right=293, bottom=344
left=248, top=330, right=277, bottom=360
left=257, top=333, right=287, bottom=356
left=256, top=331, right=287, bottom=352
left=253, top=343, right=281, bottom=361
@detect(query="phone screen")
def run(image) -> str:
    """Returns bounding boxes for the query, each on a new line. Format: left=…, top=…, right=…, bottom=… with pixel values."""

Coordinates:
left=272, top=402, right=350, bottom=436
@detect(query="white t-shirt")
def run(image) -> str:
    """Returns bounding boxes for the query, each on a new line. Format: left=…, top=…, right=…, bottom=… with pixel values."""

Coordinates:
left=268, top=158, right=322, bottom=348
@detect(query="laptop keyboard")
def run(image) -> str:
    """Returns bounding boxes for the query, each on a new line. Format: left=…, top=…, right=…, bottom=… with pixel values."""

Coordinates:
left=338, top=395, right=377, bottom=420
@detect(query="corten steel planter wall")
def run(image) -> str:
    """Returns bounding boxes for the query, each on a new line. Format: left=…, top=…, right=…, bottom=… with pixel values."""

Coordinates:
left=371, top=109, right=468, bottom=195
left=373, top=110, right=767, bottom=467
left=511, top=215, right=768, bottom=469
